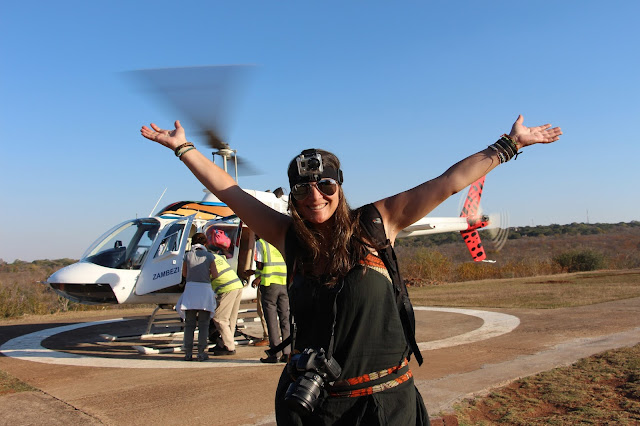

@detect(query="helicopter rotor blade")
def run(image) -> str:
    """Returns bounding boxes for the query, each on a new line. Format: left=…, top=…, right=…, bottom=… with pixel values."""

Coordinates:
left=125, top=64, right=252, bottom=145
left=204, top=128, right=229, bottom=150
left=125, top=65, right=263, bottom=177
left=234, top=156, right=261, bottom=176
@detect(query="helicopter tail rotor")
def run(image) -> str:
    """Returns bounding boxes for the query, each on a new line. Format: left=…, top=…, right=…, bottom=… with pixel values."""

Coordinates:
left=486, top=211, right=510, bottom=252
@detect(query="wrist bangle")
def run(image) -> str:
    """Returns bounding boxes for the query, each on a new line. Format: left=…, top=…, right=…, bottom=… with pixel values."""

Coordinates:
left=174, top=142, right=194, bottom=156
left=496, top=138, right=517, bottom=158
left=500, top=134, right=519, bottom=152
left=489, top=134, right=523, bottom=164
left=178, top=146, right=196, bottom=159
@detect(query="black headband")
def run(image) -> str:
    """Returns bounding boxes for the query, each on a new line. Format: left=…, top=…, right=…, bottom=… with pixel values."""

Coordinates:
left=288, top=165, right=343, bottom=187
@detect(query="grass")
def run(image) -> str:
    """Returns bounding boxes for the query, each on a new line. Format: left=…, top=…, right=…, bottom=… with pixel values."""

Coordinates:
left=0, top=370, right=36, bottom=395
left=408, top=269, right=640, bottom=309
left=454, top=343, right=640, bottom=425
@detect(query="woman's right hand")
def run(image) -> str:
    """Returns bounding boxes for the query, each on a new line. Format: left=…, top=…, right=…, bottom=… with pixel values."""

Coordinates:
left=140, top=120, right=188, bottom=151
left=141, top=119, right=291, bottom=253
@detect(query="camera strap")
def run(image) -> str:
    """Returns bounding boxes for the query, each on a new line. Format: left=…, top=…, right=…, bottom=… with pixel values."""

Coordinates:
left=272, top=267, right=344, bottom=361
left=325, top=280, right=345, bottom=360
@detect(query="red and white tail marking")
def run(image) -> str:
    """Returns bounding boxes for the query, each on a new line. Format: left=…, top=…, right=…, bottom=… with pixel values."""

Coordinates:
left=460, top=176, right=487, bottom=262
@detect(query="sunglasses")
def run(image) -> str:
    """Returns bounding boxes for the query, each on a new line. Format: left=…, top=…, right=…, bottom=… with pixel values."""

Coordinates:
left=291, top=178, right=339, bottom=201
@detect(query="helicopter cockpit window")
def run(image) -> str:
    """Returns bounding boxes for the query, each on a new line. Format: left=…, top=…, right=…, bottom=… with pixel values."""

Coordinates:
left=83, top=219, right=161, bottom=270
left=154, top=222, right=185, bottom=259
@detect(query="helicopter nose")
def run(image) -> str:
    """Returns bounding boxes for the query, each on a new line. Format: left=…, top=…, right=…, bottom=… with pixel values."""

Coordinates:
left=47, top=262, right=122, bottom=304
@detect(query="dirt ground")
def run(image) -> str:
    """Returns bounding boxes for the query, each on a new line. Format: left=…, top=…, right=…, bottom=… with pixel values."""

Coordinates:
left=1, top=297, right=640, bottom=425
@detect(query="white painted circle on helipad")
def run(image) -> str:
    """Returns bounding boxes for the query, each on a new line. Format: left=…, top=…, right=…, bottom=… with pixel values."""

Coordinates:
left=1, top=308, right=519, bottom=368
left=414, top=307, right=520, bottom=350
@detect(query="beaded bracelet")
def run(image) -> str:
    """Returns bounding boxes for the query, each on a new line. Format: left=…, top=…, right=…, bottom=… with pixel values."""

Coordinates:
left=174, top=142, right=194, bottom=157
left=178, top=146, right=196, bottom=159
left=488, top=134, right=522, bottom=164
left=489, top=144, right=506, bottom=164
left=500, top=134, right=519, bottom=152
left=496, top=139, right=517, bottom=158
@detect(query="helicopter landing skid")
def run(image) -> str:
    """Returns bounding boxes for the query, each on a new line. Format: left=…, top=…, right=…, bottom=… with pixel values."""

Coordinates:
left=100, top=304, right=182, bottom=342
left=124, top=307, right=262, bottom=355
left=131, top=333, right=259, bottom=355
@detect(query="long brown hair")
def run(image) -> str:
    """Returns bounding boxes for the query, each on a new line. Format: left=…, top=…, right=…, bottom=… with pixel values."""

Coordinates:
left=287, top=149, right=369, bottom=286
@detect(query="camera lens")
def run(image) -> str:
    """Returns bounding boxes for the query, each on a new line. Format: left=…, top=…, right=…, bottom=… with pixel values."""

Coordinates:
left=307, top=157, right=320, bottom=170
left=284, top=372, right=324, bottom=415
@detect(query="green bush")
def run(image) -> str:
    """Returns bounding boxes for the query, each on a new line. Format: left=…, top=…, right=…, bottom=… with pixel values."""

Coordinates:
left=400, top=247, right=452, bottom=285
left=553, top=249, right=606, bottom=273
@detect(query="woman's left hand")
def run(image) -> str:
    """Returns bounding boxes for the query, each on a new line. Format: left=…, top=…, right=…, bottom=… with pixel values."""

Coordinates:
left=509, top=115, right=562, bottom=149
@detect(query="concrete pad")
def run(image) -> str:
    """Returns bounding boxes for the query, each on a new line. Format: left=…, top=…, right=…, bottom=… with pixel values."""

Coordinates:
left=1, top=297, right=639, bottom=424
left=0, top=391, right=102, bottom=426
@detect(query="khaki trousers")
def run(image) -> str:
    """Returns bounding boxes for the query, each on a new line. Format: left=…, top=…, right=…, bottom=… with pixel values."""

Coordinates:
left=213, top=288, right=243, bottom=350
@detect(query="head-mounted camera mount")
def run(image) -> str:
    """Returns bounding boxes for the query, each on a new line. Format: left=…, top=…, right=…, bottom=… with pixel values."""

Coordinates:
left=289, top=149, right=344, bottom=188
left=296, top=149, right=323, bottom=180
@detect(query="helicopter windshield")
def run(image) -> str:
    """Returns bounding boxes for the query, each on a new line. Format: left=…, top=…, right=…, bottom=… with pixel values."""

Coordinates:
left=82, top=219, right=161, bottom=270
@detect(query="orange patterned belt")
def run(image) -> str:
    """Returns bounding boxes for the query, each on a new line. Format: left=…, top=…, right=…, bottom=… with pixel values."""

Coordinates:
left=328, top=358, right=412, bottom=397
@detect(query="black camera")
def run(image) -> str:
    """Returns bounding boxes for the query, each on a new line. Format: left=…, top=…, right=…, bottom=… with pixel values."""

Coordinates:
left=296, top=149, right=323, bottom=178
left=284, top=348, right=342, bottom=415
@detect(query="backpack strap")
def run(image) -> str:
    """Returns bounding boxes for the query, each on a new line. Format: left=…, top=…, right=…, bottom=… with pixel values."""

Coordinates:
left=359, top=203, right=424, bottom=366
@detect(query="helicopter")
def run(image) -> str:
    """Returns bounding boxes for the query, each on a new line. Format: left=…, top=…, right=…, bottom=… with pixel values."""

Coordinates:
left=45, top=134, right=288, bottom=307
left=45, top=173, right=496, bottom=307
left=45, top=66, right=503, bottom=321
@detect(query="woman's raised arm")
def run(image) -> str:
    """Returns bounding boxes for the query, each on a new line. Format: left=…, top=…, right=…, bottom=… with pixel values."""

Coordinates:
left=375, top=115, right=562, bottom=243
left=141, top=120, right=291, bottom=252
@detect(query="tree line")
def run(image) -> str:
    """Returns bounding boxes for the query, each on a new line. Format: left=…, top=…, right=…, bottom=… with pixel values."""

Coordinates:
left=396, top=221, right=640, bottom=248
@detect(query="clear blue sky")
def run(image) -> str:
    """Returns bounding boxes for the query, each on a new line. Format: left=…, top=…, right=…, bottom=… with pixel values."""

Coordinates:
left=1, top=1, right=638, bottom=263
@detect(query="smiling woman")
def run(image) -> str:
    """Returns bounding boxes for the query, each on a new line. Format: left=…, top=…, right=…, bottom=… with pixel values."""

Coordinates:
left=141, top=115, right=561, bottom=425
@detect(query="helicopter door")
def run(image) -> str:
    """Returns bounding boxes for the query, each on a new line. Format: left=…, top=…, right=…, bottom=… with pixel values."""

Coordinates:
left=134, top=215, right=195, bottom=295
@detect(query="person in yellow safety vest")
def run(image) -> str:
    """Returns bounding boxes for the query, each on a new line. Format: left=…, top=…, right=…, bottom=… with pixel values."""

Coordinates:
left=210, top=252, right=244, bottom=356
left=247, top=251, right=269, bottom=346
left=255, top=238, right=291, bottom=364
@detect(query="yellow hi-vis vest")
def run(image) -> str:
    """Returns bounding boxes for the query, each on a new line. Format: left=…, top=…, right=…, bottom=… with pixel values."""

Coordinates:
left=255, top=239, right=287, bottom=286
left=211, top=254, right=243, bottom=295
